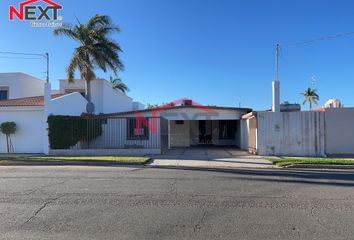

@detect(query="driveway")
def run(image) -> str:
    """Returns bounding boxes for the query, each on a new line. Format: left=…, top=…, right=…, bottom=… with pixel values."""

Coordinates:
left=149, top=147, right=274, bottom=168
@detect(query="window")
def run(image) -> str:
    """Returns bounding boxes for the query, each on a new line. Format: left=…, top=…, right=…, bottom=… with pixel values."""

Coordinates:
left=0, top=87, right=9, bottom=101
left=175, top=120, right=184, bottom=125
left=219, top=120, right=237, bottom=140
left=127, top=118, right=149, bottom=140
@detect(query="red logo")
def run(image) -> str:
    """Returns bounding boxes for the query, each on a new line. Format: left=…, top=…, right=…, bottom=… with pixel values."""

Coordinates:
left=9, top=0, right=62, bottom=21
left=135, top=99, right=217, bottom=134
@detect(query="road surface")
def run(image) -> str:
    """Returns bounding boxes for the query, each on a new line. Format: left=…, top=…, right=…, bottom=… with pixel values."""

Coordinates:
left=1, top=165, right=354, bottom=239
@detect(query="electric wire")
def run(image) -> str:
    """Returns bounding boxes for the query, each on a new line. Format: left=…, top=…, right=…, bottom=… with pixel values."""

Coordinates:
left=281, top=31, right=354, bottom=48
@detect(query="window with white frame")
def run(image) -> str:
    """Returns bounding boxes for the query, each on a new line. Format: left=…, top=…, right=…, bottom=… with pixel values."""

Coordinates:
left=0, top=87, right=9, bottom=101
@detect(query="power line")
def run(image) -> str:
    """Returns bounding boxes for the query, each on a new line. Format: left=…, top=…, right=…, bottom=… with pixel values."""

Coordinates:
left=0, top=51, right=45, bottom=57
left=281, top=31, right=354, bottom=48
left=0, top=51, right=50, bottom=83
left=0, top=56, right=43, bottom=60
left=274, top=30, right=354, bottom=81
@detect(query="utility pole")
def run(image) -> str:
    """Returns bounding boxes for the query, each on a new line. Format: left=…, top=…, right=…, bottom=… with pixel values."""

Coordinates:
left=272, top=44, right=281, bottom=112
left=45, top=53, right=49, bottom=83
left=275, top=44, right=279, bottom=82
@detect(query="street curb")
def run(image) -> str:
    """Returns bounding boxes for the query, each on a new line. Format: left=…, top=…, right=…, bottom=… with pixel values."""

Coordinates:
left=284, top=164, right=354, bottom=169
left=0, top=159, right=151, bottom=167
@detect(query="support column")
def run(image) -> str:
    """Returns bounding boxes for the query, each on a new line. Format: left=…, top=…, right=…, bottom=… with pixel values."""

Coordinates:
left=43, top=83, right=51, bottom=155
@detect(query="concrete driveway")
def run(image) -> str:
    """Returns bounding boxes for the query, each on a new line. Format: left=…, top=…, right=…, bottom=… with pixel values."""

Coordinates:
left=149, top=147, right=274, bottom=169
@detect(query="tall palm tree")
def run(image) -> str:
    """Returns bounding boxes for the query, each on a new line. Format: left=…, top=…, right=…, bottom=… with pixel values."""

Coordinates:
left=301, top=87, right=319, bottom=110
left=54, top=15, right=125, bottom=113
left=109, top=76, right=129, bottom=94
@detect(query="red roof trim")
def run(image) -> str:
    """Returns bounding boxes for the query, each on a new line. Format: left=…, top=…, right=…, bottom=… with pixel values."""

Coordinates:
left=0, top=94, right=64, bottom=107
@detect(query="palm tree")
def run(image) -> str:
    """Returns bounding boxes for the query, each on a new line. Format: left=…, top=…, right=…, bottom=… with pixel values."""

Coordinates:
left=301, top=87, right=319, bottom=110
left=109, top=76, right=129, bottom=94
left=54, top=15, right=125, bottom=113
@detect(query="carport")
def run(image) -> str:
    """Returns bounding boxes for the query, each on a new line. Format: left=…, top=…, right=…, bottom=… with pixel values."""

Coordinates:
left=163, top=105, right=251, bottom=150
left=169, top=120, right=241, bottom=148
left=106, top=102, right=252, bottom=154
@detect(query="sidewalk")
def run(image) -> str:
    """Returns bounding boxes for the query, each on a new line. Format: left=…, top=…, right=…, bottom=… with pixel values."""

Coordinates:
left=149, top=148, right=275, bottom=169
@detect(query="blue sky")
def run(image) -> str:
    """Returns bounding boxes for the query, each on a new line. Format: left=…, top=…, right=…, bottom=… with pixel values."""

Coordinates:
left=1, top=0, right=354, bottom=110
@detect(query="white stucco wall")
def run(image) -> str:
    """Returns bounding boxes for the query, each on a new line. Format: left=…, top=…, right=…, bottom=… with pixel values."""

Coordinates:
left=0, top=107, right=44, bottom=153
left=162, top=108, right=245, bottom=121
left=170, top=120, right=190, bottom=147
left=59, top=79, right=133, bottom=114
left=0, top=73, right=45, bottom=99
left=49, top=92, right=87, bottom=116
left=118, top=107, right=249, bottom=120
left=325, top=108, right=354, bottom=155
left=240, top=119, right=250, bottom=151
left=256, top=112, right=326, bottom=157
left=0, top=90, right=87, bottom=154
left=101, top=80, right=133, bottom=114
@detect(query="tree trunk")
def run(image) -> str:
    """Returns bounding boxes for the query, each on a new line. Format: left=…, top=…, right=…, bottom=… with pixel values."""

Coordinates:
left=85, top=79, right=95, bottom=114
left=310, top=101, right=312, bottom=110
left=6, top=134, right=9, bottom=153
left=85, top=79, right=92, bottom=102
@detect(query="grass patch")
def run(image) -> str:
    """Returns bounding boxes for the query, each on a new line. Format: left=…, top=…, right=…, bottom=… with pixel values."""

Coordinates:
left=268, top=157, right=354, bottom=167
left=0, top=156, right=151, bottom=164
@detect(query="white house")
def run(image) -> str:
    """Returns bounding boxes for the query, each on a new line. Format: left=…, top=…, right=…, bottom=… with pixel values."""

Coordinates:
left=0, top=72, right=45, bottom=100
left=0, top=73, right=144, bottom=154
left=59, top=79, right=136, bottom=114
left=50, top=101, right=252, bottom=156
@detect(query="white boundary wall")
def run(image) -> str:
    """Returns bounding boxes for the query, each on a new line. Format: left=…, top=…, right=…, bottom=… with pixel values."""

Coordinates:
left=256, top=111, right=326, bottom=157
left=0, top=107, right=45, bottom=153
left=325, top=108, right=354, bottom=155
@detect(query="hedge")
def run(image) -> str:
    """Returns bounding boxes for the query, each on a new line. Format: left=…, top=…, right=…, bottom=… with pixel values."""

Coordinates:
left=47, top=115, right=103, bottom=149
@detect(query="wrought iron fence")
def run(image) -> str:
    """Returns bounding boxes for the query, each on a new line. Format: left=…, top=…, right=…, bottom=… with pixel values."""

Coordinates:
left=48, top=116, right=162, bottom=150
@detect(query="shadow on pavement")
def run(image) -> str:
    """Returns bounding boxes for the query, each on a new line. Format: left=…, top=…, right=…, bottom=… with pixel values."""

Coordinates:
left=146, top=165, right=354, bottom=187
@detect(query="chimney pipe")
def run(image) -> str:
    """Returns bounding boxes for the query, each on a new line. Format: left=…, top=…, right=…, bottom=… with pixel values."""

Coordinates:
left=272, top=80, right=280, bottom=112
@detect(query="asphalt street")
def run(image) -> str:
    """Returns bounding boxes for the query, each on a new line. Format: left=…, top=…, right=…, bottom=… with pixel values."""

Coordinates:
left=1, top=165, right=354, bottom=240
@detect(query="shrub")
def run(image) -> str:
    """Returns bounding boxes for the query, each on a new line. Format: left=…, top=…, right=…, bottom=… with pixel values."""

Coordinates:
left=0, top=122, right=17, bottom=135
left=47, top=115, right=103, bottom=149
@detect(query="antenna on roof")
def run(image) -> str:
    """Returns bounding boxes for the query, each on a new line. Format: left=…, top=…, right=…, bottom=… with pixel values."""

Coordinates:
left=310, top=74, right=316, bottom=89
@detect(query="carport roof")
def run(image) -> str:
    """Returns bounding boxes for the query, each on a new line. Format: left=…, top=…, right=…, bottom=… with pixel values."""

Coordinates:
left=98, top=105, right=252, bottom=117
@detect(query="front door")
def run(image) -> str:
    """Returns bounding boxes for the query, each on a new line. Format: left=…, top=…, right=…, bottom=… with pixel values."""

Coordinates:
left=198, top=120, right=213, bottom=145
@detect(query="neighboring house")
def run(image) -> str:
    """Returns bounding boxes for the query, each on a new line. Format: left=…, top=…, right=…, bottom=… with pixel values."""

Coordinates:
left=0, top=92, right=87, bottom=153
left=59, top=79, right=143, bottom=114
left=323, top=99, right=343, bottom=109
left=0, top=72, right=45, bottom=100
left=0, top=73, right=144, bottom=154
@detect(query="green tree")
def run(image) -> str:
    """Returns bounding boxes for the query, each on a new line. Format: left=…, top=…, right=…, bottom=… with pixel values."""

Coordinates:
left=54, top=15, right=125, bottom=113
left=0, top=122, right=17, bottom=153
left=301, top=87, right=319, bottom=110
left=109, top=76, right=129, bottom=94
